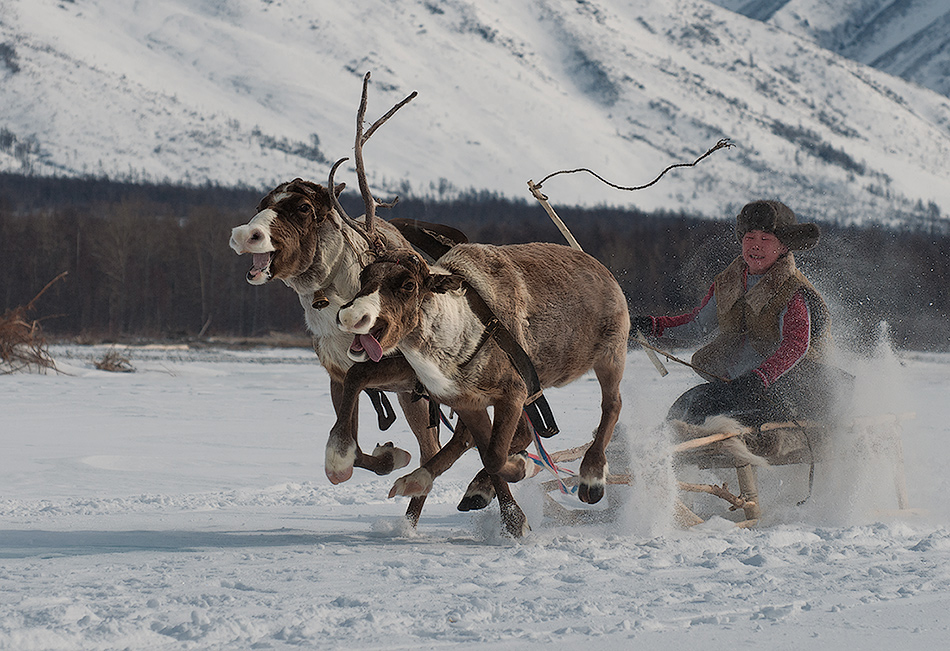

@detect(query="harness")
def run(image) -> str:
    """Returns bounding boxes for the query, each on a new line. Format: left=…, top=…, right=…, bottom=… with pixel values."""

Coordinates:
left=459, top=282, right=559, bottom=438
left=330, top=221, right=560, bottom=439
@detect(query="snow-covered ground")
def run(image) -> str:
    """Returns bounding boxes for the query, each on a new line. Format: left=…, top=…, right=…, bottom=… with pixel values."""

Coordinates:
left=2, top=340, right=948, bottom=649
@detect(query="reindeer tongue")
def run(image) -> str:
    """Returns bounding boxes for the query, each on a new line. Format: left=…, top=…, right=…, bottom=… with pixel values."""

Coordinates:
left=351, top=333, right=384, bottom=362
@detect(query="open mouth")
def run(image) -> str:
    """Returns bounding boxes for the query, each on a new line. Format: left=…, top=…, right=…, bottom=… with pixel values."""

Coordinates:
left=246, top=252, right=273, bottom=284
left=349, top=326, right=386, bottom=362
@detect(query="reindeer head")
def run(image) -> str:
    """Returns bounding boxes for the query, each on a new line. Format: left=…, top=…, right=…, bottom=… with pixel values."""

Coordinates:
left=229, top=179, right=346, bottom=285
left=337, top=250, right=463, bottom=362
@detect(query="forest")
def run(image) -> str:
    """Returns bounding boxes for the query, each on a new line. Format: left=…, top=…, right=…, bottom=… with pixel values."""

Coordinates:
left=1, top=172, right=947, bottom=352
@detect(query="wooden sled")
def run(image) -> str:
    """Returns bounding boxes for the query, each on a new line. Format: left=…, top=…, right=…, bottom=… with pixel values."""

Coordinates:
left=671, top=412, right=916, bottom=527
left=538, top=413, right=915, bottom=528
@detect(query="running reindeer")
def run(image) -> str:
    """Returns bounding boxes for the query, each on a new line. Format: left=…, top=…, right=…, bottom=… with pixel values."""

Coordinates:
left=228, top=73, right=479, bottom=526
left=336, top=242, right=631, bottom=536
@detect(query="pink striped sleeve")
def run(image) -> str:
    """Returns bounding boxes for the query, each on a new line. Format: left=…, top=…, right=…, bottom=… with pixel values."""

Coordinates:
left=754, top=291, right=811, bottom=387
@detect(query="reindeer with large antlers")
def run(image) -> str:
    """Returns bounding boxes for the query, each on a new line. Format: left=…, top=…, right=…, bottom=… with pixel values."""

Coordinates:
left=228, top=73, right=488, bottom=526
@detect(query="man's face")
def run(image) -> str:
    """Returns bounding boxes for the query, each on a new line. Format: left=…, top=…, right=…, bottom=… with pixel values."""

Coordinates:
left=742, top=230, right=788, bottom=275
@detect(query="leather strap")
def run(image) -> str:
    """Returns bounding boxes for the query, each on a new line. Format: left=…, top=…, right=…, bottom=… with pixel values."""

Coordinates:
left=461, top=284, right=559, bottom=438
left=363, top=388, right=397, bottom=431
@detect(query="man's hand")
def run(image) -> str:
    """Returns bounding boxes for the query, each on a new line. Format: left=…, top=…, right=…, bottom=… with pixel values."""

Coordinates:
left=632, top=316, right=654, bottom=337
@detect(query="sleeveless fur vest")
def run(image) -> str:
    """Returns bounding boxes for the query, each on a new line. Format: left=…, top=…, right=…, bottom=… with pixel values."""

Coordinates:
left=691, top=254, right=830, bottom=380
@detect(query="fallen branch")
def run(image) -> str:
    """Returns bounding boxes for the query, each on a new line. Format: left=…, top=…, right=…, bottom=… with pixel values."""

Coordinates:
left=94, top=347, right=135, bottom=373
left=0, top=272, right=67, bottom=374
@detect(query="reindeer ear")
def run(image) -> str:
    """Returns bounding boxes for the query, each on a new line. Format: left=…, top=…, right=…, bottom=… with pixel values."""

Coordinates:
left=427, top=273, right=464, bottom=294
left=333, top=182, right=346, bottom=196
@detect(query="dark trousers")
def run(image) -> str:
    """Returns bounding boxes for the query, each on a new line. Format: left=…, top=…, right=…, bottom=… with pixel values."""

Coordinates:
left=667, top=362, right=854, bottom=427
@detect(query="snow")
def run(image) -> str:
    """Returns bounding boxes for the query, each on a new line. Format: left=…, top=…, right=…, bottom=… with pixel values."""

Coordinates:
left=2, top=340, right=949, bottom=649
left=3, top=0, right=950, bottom=226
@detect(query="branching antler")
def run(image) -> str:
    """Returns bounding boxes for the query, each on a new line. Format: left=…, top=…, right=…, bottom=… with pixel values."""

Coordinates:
left=328, top=72, right=418, bottom=254
left=356, top=72, right=417, bottom=243
left=328, top=156, right=375, bottom=248
left=532, top=138, right=733, bottom=192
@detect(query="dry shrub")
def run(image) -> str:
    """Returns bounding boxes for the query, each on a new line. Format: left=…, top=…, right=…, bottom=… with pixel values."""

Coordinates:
left=0, top=272, right=67, bottom=374
left=95, top=348, right=135, bottom=373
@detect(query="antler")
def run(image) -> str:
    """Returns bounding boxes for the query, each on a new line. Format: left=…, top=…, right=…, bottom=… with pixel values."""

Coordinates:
left=328, top=157, right=375, bottom=248
left=326, top=73, right=417, bottom=253
left=337, top=72, right=418, bottom=252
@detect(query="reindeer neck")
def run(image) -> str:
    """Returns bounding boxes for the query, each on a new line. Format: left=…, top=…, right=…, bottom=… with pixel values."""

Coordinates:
left=287, top=221, right=372, bottom=305
left=408, top=292, right=484, bottom=363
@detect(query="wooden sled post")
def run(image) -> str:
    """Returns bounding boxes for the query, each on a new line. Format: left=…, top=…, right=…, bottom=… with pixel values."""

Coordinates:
left=734, top=464, right=762, bottom=522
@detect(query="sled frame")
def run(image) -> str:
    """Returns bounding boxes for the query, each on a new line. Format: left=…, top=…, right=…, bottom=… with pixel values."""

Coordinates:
left=539, top=413, right=914, bottom=527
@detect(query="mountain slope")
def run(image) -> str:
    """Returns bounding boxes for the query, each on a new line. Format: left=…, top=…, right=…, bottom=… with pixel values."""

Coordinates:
left=711, top=0, right=950, bottom=99
left=1, top=0, right=949, bottom=227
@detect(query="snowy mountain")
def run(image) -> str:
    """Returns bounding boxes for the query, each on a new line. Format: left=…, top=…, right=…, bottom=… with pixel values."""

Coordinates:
left=710, top=0, right=950, bottom=99
left=2, top=0, right=949, bottom=227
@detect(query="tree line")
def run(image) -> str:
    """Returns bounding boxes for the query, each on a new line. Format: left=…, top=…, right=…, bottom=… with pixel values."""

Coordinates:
left=1, top=172, right=947, bottom=351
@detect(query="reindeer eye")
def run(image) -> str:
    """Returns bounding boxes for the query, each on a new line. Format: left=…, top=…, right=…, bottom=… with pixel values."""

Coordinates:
left=401, top=280, right=417, bottom=293
left=297, top=203, right=312, bottom=216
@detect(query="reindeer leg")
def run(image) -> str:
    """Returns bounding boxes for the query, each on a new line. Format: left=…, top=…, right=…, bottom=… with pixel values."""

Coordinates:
left=326, top=359, right=415, bottom=483
left=390, top=420, right=474, bottom=499
left=491, top=473, right=530, bottom=538
left=458, top=414, right=534, bottom=511
left=326, top=377, right=360, bottom=485
left=458, top=469, right=494, bottom=511
left=483, top=396, right=530, bottom=483
left=578, top=358, right=624, bottom=504
left=395, top=392, right=442, bottom=527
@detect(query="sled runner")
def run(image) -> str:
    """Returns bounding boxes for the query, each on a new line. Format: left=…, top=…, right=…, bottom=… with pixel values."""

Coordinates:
left=538, top=412, right=916, bottom=527
left=670, top=412, right=916, bottom=525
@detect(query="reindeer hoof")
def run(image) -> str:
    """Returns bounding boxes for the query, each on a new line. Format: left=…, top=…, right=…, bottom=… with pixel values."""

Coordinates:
left=578, top=481, right=605, bottom=505
left=389, top=468, right=433, bottom=498
left=501, top=503, right=530, bottom=538
left=371, top=442, right=411, bottom=475
left=457, top=493, right=491, bottom=511
left=518, top=451, right=541, bottom=480
left=326, top=466, right=354, bottom=485
left=325, top=438, right=357, bottom=485
left=578, top=455, right=608, bottom=504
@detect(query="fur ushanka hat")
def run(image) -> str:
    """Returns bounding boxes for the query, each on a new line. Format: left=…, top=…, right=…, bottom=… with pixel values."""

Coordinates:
left=735, top=200, right=820, bottom=251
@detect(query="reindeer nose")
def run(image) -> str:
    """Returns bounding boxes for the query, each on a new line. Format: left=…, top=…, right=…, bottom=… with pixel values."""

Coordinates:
left=230, top=225, right=267, bottom=253
left=337, top=304, right=371, bottom=333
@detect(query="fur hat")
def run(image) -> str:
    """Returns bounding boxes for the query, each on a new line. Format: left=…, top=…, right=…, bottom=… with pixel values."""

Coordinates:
left=735, top=200, right=820, bottom=251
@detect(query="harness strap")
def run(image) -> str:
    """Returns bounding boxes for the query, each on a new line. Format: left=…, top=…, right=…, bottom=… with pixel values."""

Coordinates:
left=460, top=283, right=560, bottom=438
left=363, top=388, right=397, bottom=431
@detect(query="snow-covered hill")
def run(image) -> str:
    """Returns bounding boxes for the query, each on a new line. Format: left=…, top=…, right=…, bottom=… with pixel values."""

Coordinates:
left=1, top=0, right=949, bottom=227
left=711, top=0, right=950, bottom=99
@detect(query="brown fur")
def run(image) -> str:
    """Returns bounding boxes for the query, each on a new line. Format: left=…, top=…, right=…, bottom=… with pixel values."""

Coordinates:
left=338, top=243, right=630, bottom=535
left=230, top=179, right=471, bottom=526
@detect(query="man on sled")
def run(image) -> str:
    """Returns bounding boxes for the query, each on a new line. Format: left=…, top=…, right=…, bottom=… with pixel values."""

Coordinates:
left=636, top=200, right=852, bottom=429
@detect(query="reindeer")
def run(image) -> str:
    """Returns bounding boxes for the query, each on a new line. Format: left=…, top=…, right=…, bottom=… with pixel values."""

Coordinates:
left=336, top=243, right=630, bottom=536
left=228, top=74, right=480, bottom=526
